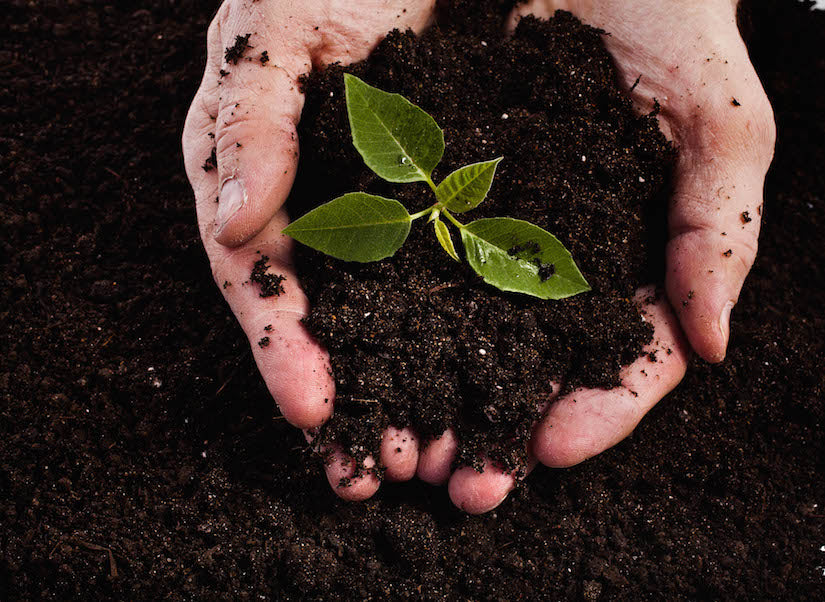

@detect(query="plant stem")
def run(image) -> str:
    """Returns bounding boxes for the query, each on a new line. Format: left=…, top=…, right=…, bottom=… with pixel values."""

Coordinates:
left=442, top=209, right=466, bottom=230
left=409, top=206, right=437, bottom=221
left=425, top=175, right=438, bottom=195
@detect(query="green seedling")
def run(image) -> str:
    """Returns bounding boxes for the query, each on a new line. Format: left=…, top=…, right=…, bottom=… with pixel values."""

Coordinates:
left=283, top=74, right=590, bottom=300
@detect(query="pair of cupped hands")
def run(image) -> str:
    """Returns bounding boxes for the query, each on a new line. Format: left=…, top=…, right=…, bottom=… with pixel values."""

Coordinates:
left=183, top=0, right=775, bottom=513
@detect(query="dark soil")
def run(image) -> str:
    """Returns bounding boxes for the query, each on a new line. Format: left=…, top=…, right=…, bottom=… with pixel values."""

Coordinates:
left=290, top=11, right=673, bottom=474
left=1, top=0, right=823, bottom=600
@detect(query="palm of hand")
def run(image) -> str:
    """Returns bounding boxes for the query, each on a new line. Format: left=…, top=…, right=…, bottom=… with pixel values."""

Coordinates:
left=183, top=0, right=773, bottom=513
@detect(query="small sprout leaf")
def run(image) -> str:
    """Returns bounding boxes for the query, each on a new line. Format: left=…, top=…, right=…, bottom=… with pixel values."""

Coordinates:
left=286, top=78, right=589, bottom=301
left=283, top=193, right=411, bottom=262
left=344, top=74, right=444, bottom=183
left=434, top=217, right=460, bottom=262
left=459, top=218, right=590, bottom=299
left=436, top=158, right=503, bottom=212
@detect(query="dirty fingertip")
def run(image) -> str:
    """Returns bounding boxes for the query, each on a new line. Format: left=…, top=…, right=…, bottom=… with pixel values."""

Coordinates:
left=448, top=460, right=516, bottom=514
left=417, top=428, right=458, bottom=485
left=323, top=450, right=380, bottom=502
left=380, top=427, right=419, bottom=482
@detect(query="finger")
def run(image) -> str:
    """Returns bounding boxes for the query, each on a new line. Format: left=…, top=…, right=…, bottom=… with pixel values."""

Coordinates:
left=211, top=4, right=311, bottom=247
left=303, top=431, right=380, bottom=502
left=666, top=92, right=775, bottom=362
left=182, top=17, right=224, bottom=231
left=416, top=428, right=458, bottom=485
left=309, top=1, right=437, bottom=67
left=448, top=459, right=521, bottom=515
left=182, top=91, right=220, bottom=239
left=444, top=382, right=560, bottom=511
left=531, top=286, right=689, bottom=468
left=380, top=427, right=419, bottom=482
left=324, top=448, right=381, bottom=502
left=205, top=210, right=335, bottom=429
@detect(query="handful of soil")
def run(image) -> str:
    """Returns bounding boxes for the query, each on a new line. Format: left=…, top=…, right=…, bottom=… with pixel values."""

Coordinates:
left=287, top=9, right=674, bottom=476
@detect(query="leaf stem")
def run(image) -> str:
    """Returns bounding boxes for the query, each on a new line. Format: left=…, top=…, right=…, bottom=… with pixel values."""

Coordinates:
left=441, top=209, right=466, bottom=230
left=409, top=206, right=437, bottom=221
left=425, top=175, right=438, bottom=195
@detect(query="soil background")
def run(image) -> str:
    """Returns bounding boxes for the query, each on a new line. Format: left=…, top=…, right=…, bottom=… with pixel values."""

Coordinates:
left=1, top=0, right=823, bottom=599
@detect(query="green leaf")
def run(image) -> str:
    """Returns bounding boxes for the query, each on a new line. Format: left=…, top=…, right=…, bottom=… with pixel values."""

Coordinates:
left=344, top=73, right=444, bottom=183
left=434, top=217, right=460, bottom=262
left=436, top=158, right=503, bottom=213
left=459, top=217, right=590, bottom=299
left=283, top=193, right=411, bottom=262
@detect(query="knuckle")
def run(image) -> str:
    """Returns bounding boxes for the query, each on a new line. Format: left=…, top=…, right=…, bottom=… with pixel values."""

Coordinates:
left=207, top=11, right=221, bottom=42
left=214, top=1, right=233, bottom=33
left=208, top=250, right=235, bottom=287
left=209, top=255, right=225, bottom=286
left=732, top=236, right=758, bottom=272
left=182, top=123, right=217, bottom=185
left=182, top=99, right=213, bottom=149
left=214, top=111, right=264, bottom=157
left=215, top=0, right=254, bottom=46
left=733, top=252, right=753, bottom=279
left=216, top=106, right=297, bottom=154
left=696, top=91, right=776, bottom=167
left=749, top=95, right=777, bottom=163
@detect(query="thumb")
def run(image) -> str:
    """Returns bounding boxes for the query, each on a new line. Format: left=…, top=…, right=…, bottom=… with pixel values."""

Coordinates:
left=666, top=93, right=775, bottom=363
left=213, top=29, right=310, bottom=247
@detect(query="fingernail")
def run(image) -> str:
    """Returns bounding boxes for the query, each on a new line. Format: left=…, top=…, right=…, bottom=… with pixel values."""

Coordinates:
left=719, top=300, right=735, bottom=348
left=215, top=178, right=245, bottom=236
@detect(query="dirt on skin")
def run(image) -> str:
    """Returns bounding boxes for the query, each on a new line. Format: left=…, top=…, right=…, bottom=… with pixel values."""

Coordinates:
left=0, top=0, right=823, bottom=600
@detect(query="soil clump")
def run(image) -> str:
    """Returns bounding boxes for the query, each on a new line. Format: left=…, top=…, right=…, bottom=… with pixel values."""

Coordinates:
left=291, top=11, right=673, bottom=473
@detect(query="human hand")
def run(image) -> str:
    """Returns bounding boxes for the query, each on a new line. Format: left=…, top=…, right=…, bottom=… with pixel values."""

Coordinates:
left=183, top=0, right=774, bottom=515
left=182, top=0, right=437, bottom=499
left=514, top=0, right=776, bottom=361
left=440, top=0, right=775, bottom=514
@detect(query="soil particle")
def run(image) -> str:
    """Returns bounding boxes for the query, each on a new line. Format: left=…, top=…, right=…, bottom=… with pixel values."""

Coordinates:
left=536, top=260, right=556, bottom=281
left=201, top=147, right=217, bottom=172
left=249, top=256, right=285, bottom=298
left=224, top=33, right=252, bottom=65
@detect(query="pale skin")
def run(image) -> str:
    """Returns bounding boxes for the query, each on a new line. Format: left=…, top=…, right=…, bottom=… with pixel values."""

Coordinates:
left=182, top=0, right=775, bottom=513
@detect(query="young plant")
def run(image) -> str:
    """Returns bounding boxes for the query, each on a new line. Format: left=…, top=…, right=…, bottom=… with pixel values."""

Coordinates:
left=283, top=74, right=590, bottom=300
